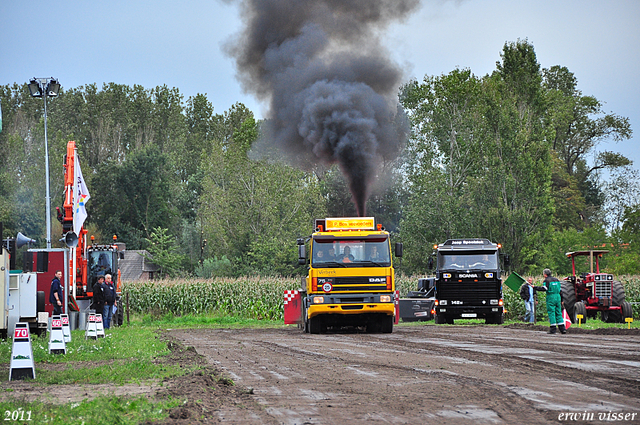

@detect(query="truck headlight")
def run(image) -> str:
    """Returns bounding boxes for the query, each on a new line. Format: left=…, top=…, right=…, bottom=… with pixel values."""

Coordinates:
left=313, top=296, right=324, bottom=304
left=380, top=295, right=391, bottom=303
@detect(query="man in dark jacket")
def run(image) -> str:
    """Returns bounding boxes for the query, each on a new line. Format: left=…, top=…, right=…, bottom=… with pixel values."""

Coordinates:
left=103, top=274, right=116, bottom=329
left=49, top=270, right=64, bottom=315
left=91, top=276, right=106, bottom=319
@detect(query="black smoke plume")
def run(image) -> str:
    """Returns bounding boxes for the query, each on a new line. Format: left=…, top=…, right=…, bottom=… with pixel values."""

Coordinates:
left=226, top=0, right=418, bottom=216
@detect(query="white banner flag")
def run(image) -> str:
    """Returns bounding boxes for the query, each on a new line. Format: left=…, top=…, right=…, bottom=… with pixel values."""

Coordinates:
left=73, top=153, right=91, bottom=235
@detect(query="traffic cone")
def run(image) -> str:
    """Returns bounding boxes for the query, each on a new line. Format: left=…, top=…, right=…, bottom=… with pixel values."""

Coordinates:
left=48, top=315, right=67, bottom=354
left=10, top=323, right=36, bottom=380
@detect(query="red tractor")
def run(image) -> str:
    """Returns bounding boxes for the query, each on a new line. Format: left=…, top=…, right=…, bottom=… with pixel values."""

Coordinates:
left=561, top=250, right=632, bottom=323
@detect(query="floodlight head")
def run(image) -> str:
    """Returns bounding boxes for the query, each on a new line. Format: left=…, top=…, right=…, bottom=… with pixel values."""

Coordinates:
left=46, top=78, right=60, bottom=97
left=28, top=78, right=43, bottom=97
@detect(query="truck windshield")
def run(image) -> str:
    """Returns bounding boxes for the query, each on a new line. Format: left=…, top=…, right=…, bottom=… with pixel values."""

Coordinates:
left=89, top=251, right=113, bottom=275
left=312, top=238, right=390, bottom=267
left=439, top=252, right=498, bottom=270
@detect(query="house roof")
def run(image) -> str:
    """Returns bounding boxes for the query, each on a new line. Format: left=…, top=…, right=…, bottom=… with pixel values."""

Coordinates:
left=119, top=250, right=160, bottom=281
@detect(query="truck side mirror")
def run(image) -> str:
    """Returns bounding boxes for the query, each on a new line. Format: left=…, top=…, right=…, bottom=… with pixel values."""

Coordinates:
left=428, top=257, right=434, bottom=270
left=298, top=244, right=306, bottom=265
left=395, top=242, right=403, bottom=258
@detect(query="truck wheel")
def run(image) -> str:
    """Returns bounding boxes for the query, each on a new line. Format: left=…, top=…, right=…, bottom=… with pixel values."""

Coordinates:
left=309, top=316, right=322, bottom=334
left=488, top=313, right=503, bottom=325
left=435, top=313, right=445, bottom=324
left=574, top=302, right=587, bottom=324
left=381, top=316, right=393, bottom=333
left=561, top=281, right=576, bottom=322
left=612, top=281, right=626, bottom=306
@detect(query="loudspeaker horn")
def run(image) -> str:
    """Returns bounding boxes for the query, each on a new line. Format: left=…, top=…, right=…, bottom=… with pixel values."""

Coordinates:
left=16, top=232, right=36, bottom=249
left=63, top=232, right=78, bottom=248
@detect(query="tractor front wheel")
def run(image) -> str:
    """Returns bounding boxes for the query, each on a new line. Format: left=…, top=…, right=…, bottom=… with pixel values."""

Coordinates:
left=574, top=302, right=587, bottom=324
left=622, top=301, right=633, bottom=322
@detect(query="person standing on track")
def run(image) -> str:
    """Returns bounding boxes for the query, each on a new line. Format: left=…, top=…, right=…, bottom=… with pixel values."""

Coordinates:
left=536, top=268, right=566, bottom=334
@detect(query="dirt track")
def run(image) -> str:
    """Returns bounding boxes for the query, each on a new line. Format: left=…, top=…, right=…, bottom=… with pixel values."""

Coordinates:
left=167, top=324, right=640, bottom=424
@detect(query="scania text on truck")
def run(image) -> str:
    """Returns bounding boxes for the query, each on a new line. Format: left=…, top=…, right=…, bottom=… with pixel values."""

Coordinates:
left=430, top=239, right=506, bottom=324
left=285, top=217, right=403, bottom=334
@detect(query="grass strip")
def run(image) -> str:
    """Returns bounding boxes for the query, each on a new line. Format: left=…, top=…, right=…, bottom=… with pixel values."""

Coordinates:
left=0, top=395, right=182, bottom=425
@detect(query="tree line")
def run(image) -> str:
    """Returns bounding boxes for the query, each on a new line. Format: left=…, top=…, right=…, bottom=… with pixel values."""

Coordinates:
left=0, top=40, right=637, bottom=277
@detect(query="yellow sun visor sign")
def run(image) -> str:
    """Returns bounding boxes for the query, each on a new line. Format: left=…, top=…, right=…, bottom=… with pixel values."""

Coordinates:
left=325, top=217, right=375, bottom=231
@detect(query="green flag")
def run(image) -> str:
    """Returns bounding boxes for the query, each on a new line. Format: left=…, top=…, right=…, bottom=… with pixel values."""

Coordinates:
left=504, top=272, right=525, bottom=293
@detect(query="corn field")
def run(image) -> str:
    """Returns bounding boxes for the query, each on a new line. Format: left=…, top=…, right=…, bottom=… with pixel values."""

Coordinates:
left=122, top=275, right=640, bottom=321
left=123, top=276, right=300, bottom=320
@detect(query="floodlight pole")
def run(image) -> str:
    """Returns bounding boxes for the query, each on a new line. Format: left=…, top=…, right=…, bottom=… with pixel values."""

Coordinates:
left=29, top=77, right=60, bottom=249
left=43, top=90, right=52, bottom=249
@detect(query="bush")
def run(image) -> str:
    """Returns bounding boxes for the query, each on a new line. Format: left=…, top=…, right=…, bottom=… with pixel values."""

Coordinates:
left=194, top=256, right=233, bottom=278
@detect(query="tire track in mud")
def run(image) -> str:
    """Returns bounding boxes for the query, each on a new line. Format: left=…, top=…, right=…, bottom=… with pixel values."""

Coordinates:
left=368, top=326, right=640, bottom=399
left=172, top=328, right=549, bottom=424
left=261, top=327, right=640, bottom=401
left=168, top=326, right=640, bottom=424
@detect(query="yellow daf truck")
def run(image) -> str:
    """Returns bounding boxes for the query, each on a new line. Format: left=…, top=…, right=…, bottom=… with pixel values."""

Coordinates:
left=291, top=217, right=402, bottom=334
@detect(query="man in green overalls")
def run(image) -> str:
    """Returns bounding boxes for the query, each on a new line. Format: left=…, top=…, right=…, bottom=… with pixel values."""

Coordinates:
left=536, top=268, right=565, bottom=334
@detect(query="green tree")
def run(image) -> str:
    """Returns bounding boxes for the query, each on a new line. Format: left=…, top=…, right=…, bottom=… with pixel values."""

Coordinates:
left=399, top=69, right=484, bottom=272
left=400, top=40, right=554, bottom=272
left=145, top=227, right=185, bottom=277
left=543, top=65, right=632, bottom=223
left=200, top=110, right=326, bottom=276
left=89, top=145, right=175, bottom=248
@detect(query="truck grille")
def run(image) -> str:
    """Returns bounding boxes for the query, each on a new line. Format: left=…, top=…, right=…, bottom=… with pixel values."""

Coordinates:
left=594, top=282, right=611, bottom=298
left=332, top=277, right=387, bottom=292
left=437, top=281, right=500, bottom=303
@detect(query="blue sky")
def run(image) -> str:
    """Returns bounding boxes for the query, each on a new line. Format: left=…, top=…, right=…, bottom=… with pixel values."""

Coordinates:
left=1, top=0, right=638, bottom=169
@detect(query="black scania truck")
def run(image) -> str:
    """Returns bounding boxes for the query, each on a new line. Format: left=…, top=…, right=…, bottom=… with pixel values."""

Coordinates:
left=431, top=239, right=505, bottom=324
